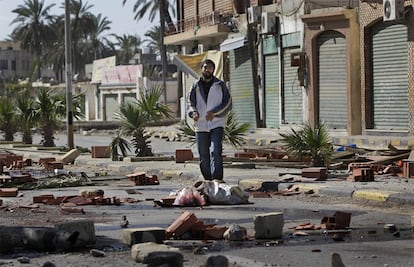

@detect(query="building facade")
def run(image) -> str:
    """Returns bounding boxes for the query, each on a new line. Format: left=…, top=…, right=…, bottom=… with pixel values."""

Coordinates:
left=0, top=41, right=33, bottom=82
left=165, top=0, right=414, bottom=137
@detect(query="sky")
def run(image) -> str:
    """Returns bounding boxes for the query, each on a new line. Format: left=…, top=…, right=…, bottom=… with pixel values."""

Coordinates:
left=0, top=0, right=158, bottom=43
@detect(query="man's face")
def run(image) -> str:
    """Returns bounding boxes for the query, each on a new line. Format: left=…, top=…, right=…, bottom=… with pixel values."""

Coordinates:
left=201, top=63, right=214, bottom=80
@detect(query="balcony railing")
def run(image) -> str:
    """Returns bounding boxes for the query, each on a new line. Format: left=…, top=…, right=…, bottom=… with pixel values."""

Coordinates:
left=165, top=11, right=235, bottom=36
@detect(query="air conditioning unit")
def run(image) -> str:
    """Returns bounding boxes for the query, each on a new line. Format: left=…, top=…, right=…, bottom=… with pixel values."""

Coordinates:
left=247, top=6, right=261, bottom=24
left=261, top=12, right=277, bottom=34
left=383, top=0, right=405, bottom=21
left=211, top=11, right=220, bottom=25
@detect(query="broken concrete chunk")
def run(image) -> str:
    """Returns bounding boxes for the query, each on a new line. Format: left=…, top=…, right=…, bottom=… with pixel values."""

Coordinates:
left=131, top=242, right=179, bottom=263
left=54, top=220, right=96, bottom=247
left=122, top=227, right=166, bottom=246
left=146, top=251, right=183, bottom=267
left=59, top=148, right=81, bottom=165
left=254, top=212, right=284, bottom=239
left=0, top=226, right=79, bottom=253
left=223, top=224, right=245, bottom=241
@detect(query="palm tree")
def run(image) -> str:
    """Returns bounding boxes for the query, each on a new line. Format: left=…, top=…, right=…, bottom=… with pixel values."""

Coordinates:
left=122, top=0, right=176, bottom=102
left=0, top=98, right=18, bottom=141
left=87, top=13, right=113, bottom=60
left=122, top=0, right=176, bottom=29
left=144, top=25, right=177, bottom=54
left=115, top=34, right=142, bottom=65
left=280, top=122, right=333, bottom=167
left=16, top=92, right=36, bottom=144
left=11, top=0, right=56, bottom=80
left=47, top=15, right=66, bottom=81
left=66, top=0, right=94, bottom=77
left=144, top=25, right=162, bottom=53
left=34, top=87, right=65, bottom=147
left=114, top=84, right=171, bottom=157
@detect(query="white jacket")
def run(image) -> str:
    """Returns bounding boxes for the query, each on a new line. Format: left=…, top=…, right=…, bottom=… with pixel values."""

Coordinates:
left=187, top=77, right=232, bottom=132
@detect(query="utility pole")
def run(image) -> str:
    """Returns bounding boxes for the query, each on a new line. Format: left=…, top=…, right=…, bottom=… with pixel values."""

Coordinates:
left=159, top=0, right=168, bottom=103
left=65, top=0, right=74, bottom=149
left=246, top=0, right=262, bottom=128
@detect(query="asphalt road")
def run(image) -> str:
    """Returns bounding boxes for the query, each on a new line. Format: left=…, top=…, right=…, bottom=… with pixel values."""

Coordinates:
left=1, top=180, right=413, bottom=267
left=2, top=131, right=413, bottom=266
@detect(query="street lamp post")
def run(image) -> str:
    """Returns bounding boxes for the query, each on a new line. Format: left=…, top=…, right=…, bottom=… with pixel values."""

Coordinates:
left=65, top=0, right=74, bottom=149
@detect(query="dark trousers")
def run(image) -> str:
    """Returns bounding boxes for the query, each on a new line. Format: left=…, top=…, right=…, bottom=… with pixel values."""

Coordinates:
left=196, top=127, right=224, bottom=180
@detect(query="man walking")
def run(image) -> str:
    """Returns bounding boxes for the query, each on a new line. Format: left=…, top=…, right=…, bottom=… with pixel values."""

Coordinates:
left=187, top=59, right=232, bottom=181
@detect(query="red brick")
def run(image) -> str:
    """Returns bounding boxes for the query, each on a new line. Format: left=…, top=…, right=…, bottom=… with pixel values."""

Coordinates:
left=348, top=167, right=374, bottom=182
left=45, top=161, right=64, bottom=170
left=39, top=157, right=56, bottom=166
left=302, top=167, right=327, bottom=180
left=91, top=146, right=110, bottom=158
left=402, top=160, right=414, bottom=178
left=0, top=188, right=18, bottom=197
left=175, top=149, right=193, bottom=163
left=234, top=152, right=257, bottom=158
left=33, top=194, right=55, bottom=203
left=204, top=226, right=228, bottom=240
left=166, top=211, right=198, bottom=239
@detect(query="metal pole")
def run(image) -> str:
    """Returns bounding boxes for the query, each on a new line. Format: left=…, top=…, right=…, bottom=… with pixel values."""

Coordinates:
left=65, top=0, right=74, bottom=149
left=159, top=0, right=168, bottom=103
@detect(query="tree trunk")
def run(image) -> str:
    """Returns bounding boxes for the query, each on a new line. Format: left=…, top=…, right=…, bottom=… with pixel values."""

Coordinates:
left=42, top=123, right=55, bottom=147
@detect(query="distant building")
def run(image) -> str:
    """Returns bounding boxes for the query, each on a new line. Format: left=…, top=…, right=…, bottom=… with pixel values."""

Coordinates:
left=0, top=41, right=33, bottom=82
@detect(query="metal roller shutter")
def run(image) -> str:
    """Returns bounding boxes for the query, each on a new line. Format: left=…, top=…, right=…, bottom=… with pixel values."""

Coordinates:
left=229, top=46, right=255, bottom=128
left=317, top=31, right=347, bottom=129
left=283, top=48, right=303, bottom=125
left=264, top=54, right=280, bottom=128
left=371, top=23, right=408, bottom=130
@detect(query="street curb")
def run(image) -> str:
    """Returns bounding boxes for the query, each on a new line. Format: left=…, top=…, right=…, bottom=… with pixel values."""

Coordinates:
left=352, top=190, right=398, bottom=202
left=287, top=183, right=414, bottom=205
left=387, top=193, right=414, bottom=205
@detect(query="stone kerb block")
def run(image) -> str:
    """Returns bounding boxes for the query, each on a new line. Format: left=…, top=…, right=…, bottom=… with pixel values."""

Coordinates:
left=254, top=212, right=284, bottom=239
left=54, top=220, right=96, bottom=247
left=122, top=227, right=166, bottom=246
left=131, top=242, right=180, bottom=263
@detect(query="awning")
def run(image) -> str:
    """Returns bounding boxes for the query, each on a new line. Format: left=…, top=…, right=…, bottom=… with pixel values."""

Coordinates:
left=173, top=51, right=224, bottom=80
left=220, top=36, right=246, bottom=52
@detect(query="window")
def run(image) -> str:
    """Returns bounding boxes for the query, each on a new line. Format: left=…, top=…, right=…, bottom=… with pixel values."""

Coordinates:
left=0, top=60, right=8, bottom=70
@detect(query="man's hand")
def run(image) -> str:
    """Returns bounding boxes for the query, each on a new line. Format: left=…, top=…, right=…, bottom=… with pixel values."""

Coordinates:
left=206, top=111, right=215, bottom=121
left=192, top=112, right=199, bottom=121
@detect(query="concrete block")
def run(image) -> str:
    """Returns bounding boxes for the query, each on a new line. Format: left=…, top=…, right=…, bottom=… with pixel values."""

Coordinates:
left=59, top=148, right=81, bottom=164
left=54, top=220, right=95, bottom=247
left=131, top=242, right=179, bottom=263
left=146, top=251, right=183, bottom=267
left=122, top=227, right=165, bottom=246
left=254, top=212, right=284, bottom=239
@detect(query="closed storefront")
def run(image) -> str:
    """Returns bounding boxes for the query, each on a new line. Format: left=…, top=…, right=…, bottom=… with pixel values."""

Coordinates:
left=229, top=45, right=255, bottom=128
left=371, top=23, right=408, bottom=131
left=263, top=35, right=280, bottom=128
left=283, top=48, right=303, bottom=125
left=317, top=31, right=347, bottom=129
left=264, top=54, right=280, bottom=128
